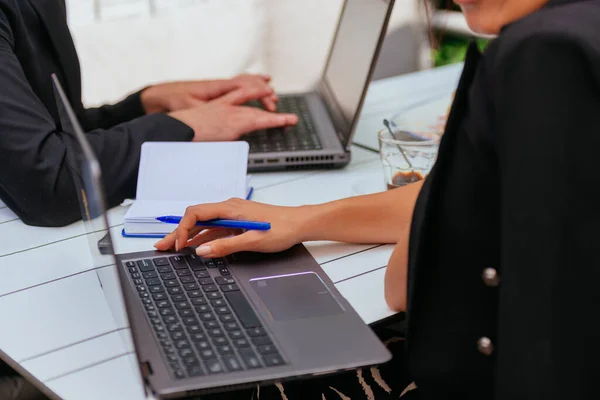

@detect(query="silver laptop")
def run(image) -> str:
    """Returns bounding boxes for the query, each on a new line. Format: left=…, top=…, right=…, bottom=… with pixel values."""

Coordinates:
left=245, top=0, right=395, bottom=171
left=52, top=76, right=390, bottom=398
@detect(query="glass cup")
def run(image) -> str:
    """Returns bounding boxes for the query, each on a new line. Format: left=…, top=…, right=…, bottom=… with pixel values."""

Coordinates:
left=378, top=128, right=440, bottom=190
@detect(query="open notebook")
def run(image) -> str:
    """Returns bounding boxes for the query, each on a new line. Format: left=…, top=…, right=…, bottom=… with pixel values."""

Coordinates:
left=123, top=142, right=250, bottom=237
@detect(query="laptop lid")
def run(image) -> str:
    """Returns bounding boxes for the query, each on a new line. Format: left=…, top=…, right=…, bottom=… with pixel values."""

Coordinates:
left=51, top=74, right=147, bottom=393
left=318, top=0, right=395, bottom=150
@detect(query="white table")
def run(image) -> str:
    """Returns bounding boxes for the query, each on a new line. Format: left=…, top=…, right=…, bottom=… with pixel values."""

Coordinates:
left=0, top=63, right=464, bottom=400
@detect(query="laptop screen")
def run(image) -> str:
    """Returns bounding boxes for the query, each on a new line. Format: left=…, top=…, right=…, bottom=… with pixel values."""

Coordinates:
left=322, top=0, right=393, bottom=148
left=52, top=75, right=144, bottom=387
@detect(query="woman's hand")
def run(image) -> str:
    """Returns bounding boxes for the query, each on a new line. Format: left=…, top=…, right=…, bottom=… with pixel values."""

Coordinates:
left=141, top=74, right=278, bottom=114
left=154, top=198, right=309, bottom=258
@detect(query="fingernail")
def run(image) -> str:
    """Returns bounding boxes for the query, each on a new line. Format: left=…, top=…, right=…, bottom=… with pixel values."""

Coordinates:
left=196, top=245, right=212, bottom=256
left=175, top=239, right=180, bottom=251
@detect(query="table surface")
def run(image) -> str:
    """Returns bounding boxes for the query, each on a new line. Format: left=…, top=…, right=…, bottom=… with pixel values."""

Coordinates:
left=0, top=64, right=464, bottom=400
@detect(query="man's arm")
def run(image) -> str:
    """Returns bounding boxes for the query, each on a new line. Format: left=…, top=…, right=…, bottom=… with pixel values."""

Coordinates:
left=0, top=17, right=193, bottom=227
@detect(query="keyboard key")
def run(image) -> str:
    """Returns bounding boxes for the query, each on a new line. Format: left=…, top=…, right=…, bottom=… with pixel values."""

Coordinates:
left=195, top=271, right=210, bottom=278
left=142, top=271, right=158, bottom=279
left=142, top=298, right=152, bottom=306
left=239, top=348, right=262, bottom=369
left=187, top=365, right=204, bottom=377
left=263, top=353, right=285, bottom=367
left=215, top=259, right=226, bottom=266
left=136, top=285, right=146, bottom=292
left=206, top=292, right=223, bottom=300
left=246, top=327, right=267, bottom=337
left=211, top=299, right=226, bottom=307
left=223, top=355, right=244, bottom=372
left=187, top=325, right=202, bottom=334
left=224, top=322, right=240, bottom=331
left=195, top=341, right=210, bottom=351
left=168, top=324, right=183, bottom=333
left=175, top=339, right=190, bottom=349
left=172, top=294, right=186, bottom=303
left=221, top=284, right=239, bottom=292
left=215, top=276, right=235, bottom=285
left=176, top=269, right=192, bottom=277
left=158, top=333, right=169, bottom=342
left=219, top=315, right=234, bottom=323
left=154, top=325, right=165, bottom=333
left=170, top=331, right=185, bottom=341
left=195, top=305, right=210, bottom=313
left=184, top=283, right=200, bottom=291
left=145, top=278, right=161, bottom=286
left=217, top=345, right=234, bottom=355
left=145, top=304, right=156, bottom=311
left=180, top=276, right=195, bottom=284
left=150, top=317, right=161, bottom=325
left=159, top=308, right=174, bottom=316
left=148, top=310, right=158, bottom=318
left=139, top=292, right=149, bottom=299
left=251, top=336, right=273, bottom=346
left=199, top=349, right=216, bottom=360
left=208, top=328, right=224, bottom=338
left=191, top=298, right=207, bottom=306
left=216, top=307, right=231, bottom=316
left=183, top=357, right=200, bottom=367
left=134, top=279, right=143, bottom=285
left=204, top=321, right=219, bottom=330
left=233, top=338, right=250, bottom=348
left=188, top=290, right=203, bottom=299
left=131, top=273, right=141, bottom=279
left=153, top=257, right=169, bottom=266
left=257, top=345, right=277, bottom=355
left=203, top=285, right=218, bottom=293
left=166, top=354, right=178, bottom=363
left=205, top=260, right=216, bottom=268
left=164, top=280, right=179, bottom=287
left=205, top=359, right=225, bottom=374
left=225, top=292, right=262, bottom=329
left=190, top=333, right=206, bottom=342
left=228, top=331, right=243, bottom=340
left=179, top=348, right=194, bottom=358
left=175, top=302, right=190, bottom=310
left=219, top=267, right=230, bottom=276
left=199, top=313, right=215, bottom=322
left=157, top=266, right=172, bottom=274
left=182, top=317, right=198, bottom=326
left=156, top=300, right=171, bottom=308
left=174, top=370, right=185, bottom=379
left=170, top=256, right=188, bottom=269
left=137, top=260, right=154, bottom=272
left=198, top=278, right=214, bottom=286
left=125, top=261, right=136, bottom=268
left=160, top=273, right=176, bottom=280
left=153, top=293, right=167, bottom=301
left=168, top=286, right=183, bottom=295
left=178, top=309, right=193, bottom=318
left=128, top=267, right=138, bottom=273
left=186, top=254, right=205, bottom=269
left=212, top=337, right=228, bottom=346
left=149, top=285, right=164, bottom=294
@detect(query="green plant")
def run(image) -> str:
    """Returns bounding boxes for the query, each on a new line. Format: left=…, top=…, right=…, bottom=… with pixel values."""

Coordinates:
left=432, top=35, right=489, bottom=67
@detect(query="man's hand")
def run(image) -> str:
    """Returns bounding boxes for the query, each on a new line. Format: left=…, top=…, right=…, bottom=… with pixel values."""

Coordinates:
left=169, top=89, right=297, bottom=142
left=140, top=74, right=279, bottom=114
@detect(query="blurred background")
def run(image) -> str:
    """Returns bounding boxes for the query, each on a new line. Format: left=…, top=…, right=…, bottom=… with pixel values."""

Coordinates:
left=66, top=0, right=488, bottom=108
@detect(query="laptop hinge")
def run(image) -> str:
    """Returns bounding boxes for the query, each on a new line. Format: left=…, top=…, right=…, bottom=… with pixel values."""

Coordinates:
left=140, top=361, right=153, bottom=378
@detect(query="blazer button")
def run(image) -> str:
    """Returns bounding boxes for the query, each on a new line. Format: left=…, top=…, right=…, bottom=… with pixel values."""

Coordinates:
left=477, top=337, right=494, bottom=356
left=482, top=268, right=500, bottom=287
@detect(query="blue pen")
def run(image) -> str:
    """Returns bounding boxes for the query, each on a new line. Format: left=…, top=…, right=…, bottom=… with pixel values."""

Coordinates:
left=156, top=216, right=271, bottom=231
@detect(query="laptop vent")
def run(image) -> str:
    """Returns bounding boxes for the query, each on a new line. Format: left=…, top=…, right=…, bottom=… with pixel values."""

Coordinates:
left=285, top=155, right=335, bottom=163
left=285, top=163, right=336, bottom=171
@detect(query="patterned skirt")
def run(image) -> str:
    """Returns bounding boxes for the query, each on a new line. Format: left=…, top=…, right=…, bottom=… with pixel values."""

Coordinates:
left=204, top=320, right=418, bottom=400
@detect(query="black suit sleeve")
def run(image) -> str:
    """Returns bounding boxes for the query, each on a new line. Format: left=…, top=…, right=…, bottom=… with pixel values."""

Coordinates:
left=0, top=17, right=193, bottom=227
left=79, top=89, right=148, bottom=131
left=492, top=36, right=600, bottom=399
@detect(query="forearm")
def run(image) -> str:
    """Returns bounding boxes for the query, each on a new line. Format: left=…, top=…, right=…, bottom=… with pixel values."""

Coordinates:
left=297, top=181, right=422, bottom=244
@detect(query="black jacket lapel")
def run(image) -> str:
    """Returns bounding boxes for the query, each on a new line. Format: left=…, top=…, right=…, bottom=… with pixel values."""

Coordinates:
left=27, top=0, right=82, bottom=104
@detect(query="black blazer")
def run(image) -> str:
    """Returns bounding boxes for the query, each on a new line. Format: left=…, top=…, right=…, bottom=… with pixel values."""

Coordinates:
left=0, top=0, right=193, bottom=227
left=407, top=0, right=600, bottom=398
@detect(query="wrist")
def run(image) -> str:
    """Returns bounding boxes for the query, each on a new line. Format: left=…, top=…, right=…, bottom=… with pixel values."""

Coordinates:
left=293, top=203, right=335, bottom=243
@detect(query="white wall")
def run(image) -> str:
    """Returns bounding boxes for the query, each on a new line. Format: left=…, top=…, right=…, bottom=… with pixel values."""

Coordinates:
left=66, top=0, right=426, bottom=107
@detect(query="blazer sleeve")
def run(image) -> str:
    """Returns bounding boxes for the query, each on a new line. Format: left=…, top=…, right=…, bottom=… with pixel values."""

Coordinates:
left=492, top=35, right=600, bottom=399
left=0, top=17, right=194, bottom=227
left=80, top=90, right=148, bottom=131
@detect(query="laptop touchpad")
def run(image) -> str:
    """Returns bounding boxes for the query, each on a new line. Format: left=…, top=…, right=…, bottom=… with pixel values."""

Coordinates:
left=250, top=272, right=344, bottom=321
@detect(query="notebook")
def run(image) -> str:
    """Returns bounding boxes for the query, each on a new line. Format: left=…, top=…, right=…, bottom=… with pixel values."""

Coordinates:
left=123, top=142, right=250, bottom=237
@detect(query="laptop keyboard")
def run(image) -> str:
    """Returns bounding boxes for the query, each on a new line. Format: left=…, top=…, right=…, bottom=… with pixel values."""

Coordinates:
left=243, top=96, right=323, bottom=153
left=125, top=255, right=285, bottom=380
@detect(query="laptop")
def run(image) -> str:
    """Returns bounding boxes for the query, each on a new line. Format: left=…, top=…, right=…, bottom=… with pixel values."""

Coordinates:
left=244, top=0, right=395, bottom=172
left=52, top=76, right=391, bottom=397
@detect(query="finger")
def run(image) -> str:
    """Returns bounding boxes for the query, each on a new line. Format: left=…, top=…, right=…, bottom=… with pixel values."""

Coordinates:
left=174, top=203, right=237, bottom=251
left=155, top=225, right=203, bottom=251
left=186, top=228, right=242, bottom=247
left=260, top=96, right=277, bottom=112
left=196, top=231, right=265, bottom=258
left=237, top=108, right=299, bottom=133
left=215, top=86, right=274, bottom=106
